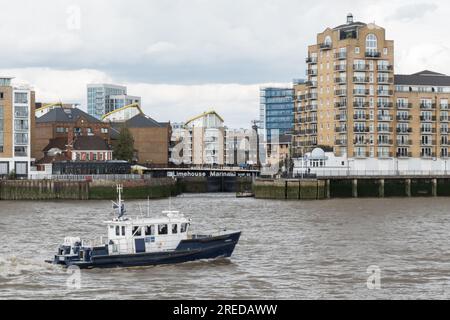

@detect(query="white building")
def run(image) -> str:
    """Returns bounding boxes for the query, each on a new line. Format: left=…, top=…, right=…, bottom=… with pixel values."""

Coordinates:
left=170, top=111, right=226, bottom=166
left=102, top=103, right=143, bottom=122
left=294, top=148, right=450, bottom=177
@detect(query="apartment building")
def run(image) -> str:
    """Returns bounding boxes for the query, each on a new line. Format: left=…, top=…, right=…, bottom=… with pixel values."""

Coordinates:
left=170, top=111, right=226, bottom=166
left=0, top=77, right=35, bottom=177
left=394, top=70, right=450, bottom=159
left=294, top=14, right=395, bottom=158
left=260, top=87, right=295, bottom=141
left=87, top=84, right=141, bottom=119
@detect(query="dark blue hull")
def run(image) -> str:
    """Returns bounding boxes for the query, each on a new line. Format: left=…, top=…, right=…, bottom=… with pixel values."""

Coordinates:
left=50, top=232, right=241, bottom=269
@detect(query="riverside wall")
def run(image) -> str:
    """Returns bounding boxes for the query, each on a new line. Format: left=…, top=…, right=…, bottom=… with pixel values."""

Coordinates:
left=253, top=177, right=450, bottom=200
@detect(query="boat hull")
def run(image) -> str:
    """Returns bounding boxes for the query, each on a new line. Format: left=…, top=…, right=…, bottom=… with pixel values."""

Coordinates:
left=50, top=231, right=241, bottom=269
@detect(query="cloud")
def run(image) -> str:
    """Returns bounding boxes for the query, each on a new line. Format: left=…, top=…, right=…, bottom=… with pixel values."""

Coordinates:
left=386, top=3, right=438, bottom=22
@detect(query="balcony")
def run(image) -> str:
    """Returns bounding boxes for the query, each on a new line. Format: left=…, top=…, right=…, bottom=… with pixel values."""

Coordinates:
left=397, top=127, right=413, bottom=134
left=396, top=115, right=412, bottom=121
left=396, top=102, right=412, bottom=109
left=335, top=127, right=347, bottom=133
left=306, top=57, right=318, bottom=64
left=353, top=127, right=370, bottom=133
left=353, top=114, right=369, bottom=120
left=335, top=140, right=347, bottom=146
left=319, top=43, right=332, bottom=50
left=335, top=90, right=347, bottom=96
left=420, top=116, right=437, bottom=122
left=335, top=77, right=347, bottom=84
left=378, top=140, right=394, bottom=146
left=378, top=65, right=394, bottom=72
left=353, top=77, right=370, bottom=84
left=420, top=103, right=436, bottom=109
left=377, top=102, right=393, bottom=108
left=353, top=139, right=368, bottom=145
left=377, top=90, right=394, bottom=96
left=335, top=65, right=347, bottom=72
left=304, top=104, right=318, bottom=111
left=378, top=152, right=394, bottom=158
left=306, top=93, right=318, bottom=100
left=353, top=64, right=369, bottom=71
left=377, top=115, right=393, bottom=121
left=335, top=102, right=347, bottom=108
left=441, top=116, right=449, bottom=122
left=440, top=104, right=449, bottom=110
left=334, top=52, right=347, bottom=59
left=377, top=127, right=393, bottom=133
left=305, top=81, right=318, bottom=88
left=420, top=128, right=437, bottom=134
left=353, top=89, right=370, bottom=96
left=365, top=51, right=382, bottom=58
left=306, top=69, right=318, bottom=76
left=353, top=102, right=370, bottom=108
left=377, top=77, right=394, bottom=84
left=335, top=114, right=347, bottom=121
left=421, top=153, right=437, bottom=158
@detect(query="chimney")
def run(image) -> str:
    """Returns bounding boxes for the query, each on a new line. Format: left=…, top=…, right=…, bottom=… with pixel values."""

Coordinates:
left=347, top=13, right=354, bottom=24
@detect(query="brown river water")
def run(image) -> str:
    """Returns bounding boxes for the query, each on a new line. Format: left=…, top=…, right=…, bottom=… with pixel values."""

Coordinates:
left=1, top=194, right=450, bottom=299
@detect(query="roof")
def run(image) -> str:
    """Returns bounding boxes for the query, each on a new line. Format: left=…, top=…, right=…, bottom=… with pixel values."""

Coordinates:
left=73, top=136, right=110, bottom=151
left=186, top=110, right=224, bottom=125
left=36, top=107, right=100, bottom=124
left=125, top=114, right=164, bottom=128
left=101, top=103, right=143, bottom=120
left=394, top=70, right=450, bottom=86
left=43, top=137, right=68, bottom=152
left=36, top=153, right=70, bottom=165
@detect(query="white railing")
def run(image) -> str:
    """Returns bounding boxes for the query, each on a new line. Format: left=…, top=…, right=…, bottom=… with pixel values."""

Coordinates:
left=28, top=174, right=153, bottom=181
left=310, top=170, right=450, bottom=177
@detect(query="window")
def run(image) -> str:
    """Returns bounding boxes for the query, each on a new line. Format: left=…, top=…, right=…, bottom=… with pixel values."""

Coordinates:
left=14, top=162, right=27, bottom=175
left=122, top=226, right=126, bottom=236
left=172, top=224, right=178, bottom=234
left=158, top=224, right=168, bottom=235
left=14, top=92, right=28, bottom=104
left=145, top=225, right=155, bottom=236
left=56, top=127, right=65, bottom=133
left=116, top=226, right=120, bottom=236
left=383, top=48, right=388, bottom=55
left=0, top=92, right=3, bottom=99
left=181, top=223, right=189, bottom=233
left=101, top=128, right=108, bottom=134
left=366, top=34, right=378, bottom=53
left=355, top=47, right=360, bottom=54
left=0, top=162, right=8, bottom=174
left=132, top=226, right=142, bottom=237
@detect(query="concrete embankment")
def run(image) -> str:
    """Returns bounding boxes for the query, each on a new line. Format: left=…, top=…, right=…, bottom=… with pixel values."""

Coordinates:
left=253, top=177, right=450, bottom=200
left=0, top=178, right=180, bottom=201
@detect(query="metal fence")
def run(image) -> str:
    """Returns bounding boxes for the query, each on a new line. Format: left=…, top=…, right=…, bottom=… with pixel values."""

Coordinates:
left=310, top=170, right=450, bottom=177
left=28, top=174, right=154, bottom=181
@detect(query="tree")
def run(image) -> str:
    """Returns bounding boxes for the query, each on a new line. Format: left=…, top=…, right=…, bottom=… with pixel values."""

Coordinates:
left=113, top=124, right=135, bottom=162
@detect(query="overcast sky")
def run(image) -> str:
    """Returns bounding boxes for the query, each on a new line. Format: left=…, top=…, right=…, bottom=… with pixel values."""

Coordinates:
left=0, top=0, right=448, bottom=128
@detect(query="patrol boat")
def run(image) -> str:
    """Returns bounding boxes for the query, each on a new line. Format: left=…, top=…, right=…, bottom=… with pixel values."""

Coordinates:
left=47, top=185, right=241, bottom=269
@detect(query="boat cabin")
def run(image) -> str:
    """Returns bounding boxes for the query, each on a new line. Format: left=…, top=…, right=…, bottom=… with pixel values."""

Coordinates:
left=105, top=211, right=191, bottom=255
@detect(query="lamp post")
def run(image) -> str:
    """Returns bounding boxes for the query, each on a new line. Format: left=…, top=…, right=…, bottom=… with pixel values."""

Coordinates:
left=252, top=120, right=261, bottom=168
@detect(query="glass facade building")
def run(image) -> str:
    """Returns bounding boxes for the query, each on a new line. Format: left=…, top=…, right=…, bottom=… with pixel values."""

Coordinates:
left=87, top=84, right=141, bottom=119
left=260, top=87, right=295, bottom=141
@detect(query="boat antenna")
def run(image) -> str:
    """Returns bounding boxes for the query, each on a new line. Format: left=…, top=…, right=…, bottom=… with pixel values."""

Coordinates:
left=112, top=184, right=126, bottom=219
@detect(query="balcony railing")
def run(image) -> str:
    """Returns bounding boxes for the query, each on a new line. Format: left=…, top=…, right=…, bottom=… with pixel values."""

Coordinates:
left=420, top=103, right=436, bottom=109
left=353, top=89, right=370, bottom=96
left=334, top=52, right=347, bottom=59
left=319, top=43, right=332, bottom=50
left=306, top=69, right=318, bottom=76
left=378, top=140, right=394, bottom=146
left=377, top=90, right=394, bottom=96
left=377, top=127, right=393, bottom=133
left=420, top=116, right=437, bottom=122
left=378, top=65, right=394, bottom=72
left=353, top=64, right=369, bottom=71
left=353, top=114, right=369, bottom=120
left=396, top=103, right=412, bottom=109
left=377, top=103, right=393, bottom=108
left=335, top=90, right=347, bottom=96
left=397, top=127, right=413, bottom=134
left=377, top=115, right=393, bottom=121
left=335, top=65, right=347, bottom=72
left=305, top=81, right=318, bottom=88
left=335, top=127, right=347, bottom=133
left=353, top=77, right=370, bottom=83
left=396, top=115, right=412, bottom=121
left=353, top=102, right=370, bottom=108
left=335, top=102, right=347, bottom=108
left=397, top=152, right=413, bottom=158
left=353, top=127, right=370, bottom=133
left=335, top=78, right=347, bottom=84
left=365, top=51, right=381, bottom=58
left=306, top=57, right=318, bottom=64
left=377, top=77, right=394, bottom=84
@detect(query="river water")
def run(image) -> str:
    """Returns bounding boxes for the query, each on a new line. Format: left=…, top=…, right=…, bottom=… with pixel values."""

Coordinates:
left=1, top=194, right=450, bottom=300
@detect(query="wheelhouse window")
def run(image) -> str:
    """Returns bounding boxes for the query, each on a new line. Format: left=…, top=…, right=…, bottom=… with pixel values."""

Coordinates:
left=122, top=226, right=126, bottom=236
left=145, top=225, right=155, bottom=236
left=158, top=224, right=168, bottom=235
left=132, top=226, right=142, bottom=237
left=172, top=224, right=178, bottom=234
left=181, top=223, right=189, bottom=233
